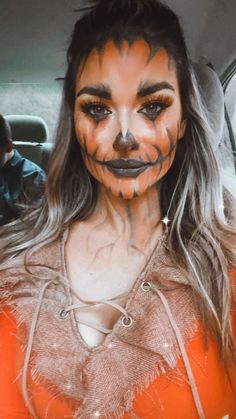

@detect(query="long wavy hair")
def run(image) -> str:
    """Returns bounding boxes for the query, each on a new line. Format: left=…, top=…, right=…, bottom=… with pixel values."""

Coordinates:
left=1, top=0, right=236, bottom=362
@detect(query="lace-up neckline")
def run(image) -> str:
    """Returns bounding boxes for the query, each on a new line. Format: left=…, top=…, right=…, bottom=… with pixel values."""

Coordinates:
left=60, top=290, right=132, bottom=335
left=60, top=228, right=166, bottom=350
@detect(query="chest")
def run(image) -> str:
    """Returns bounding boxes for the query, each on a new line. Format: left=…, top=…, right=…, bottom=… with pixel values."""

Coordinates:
left=65, top=238, right=149, bottom=347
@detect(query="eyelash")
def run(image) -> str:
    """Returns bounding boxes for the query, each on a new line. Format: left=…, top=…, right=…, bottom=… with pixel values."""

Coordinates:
left=138, top=95, right=173, bottom=120
left=80, top=95, right=173, bottom=122
left=80, top=101, right=111, bottom=122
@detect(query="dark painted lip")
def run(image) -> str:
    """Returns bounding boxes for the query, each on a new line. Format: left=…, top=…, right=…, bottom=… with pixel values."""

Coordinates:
left=106, top=165, right=148, bottom=177
left=104, top=158, right=150, bottom=169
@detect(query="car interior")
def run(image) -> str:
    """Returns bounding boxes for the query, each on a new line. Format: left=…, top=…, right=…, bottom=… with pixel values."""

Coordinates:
left=0, top=0, right=235, bottom=195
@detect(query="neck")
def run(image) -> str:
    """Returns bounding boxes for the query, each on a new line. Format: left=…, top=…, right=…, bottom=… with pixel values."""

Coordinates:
left=90, top=183, right=163, bottom=251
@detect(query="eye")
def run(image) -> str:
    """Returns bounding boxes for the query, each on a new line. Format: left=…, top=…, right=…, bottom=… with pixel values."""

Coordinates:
left=81, top=102, right=111, bottom=122
left=138, top=101, right=168, bottom=121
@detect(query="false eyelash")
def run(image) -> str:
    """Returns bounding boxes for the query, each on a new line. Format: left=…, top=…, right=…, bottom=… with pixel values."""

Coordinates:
left=80, top=100, right=110, bottom=113
left=141, top=94, right=173, bottom=109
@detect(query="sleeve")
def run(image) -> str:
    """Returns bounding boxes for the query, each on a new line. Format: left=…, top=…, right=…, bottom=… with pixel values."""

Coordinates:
left=20, top=160, right=45, bottom=204
left=0, top=307, right=31, bottom=418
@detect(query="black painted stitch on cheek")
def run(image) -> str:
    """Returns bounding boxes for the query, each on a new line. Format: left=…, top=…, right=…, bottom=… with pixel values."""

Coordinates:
left=152, top=140, right=177, bottom=165
left=92, top=144, right=100, bottom=159
left=144, top=151, right=152, bottom=163
left=82, top=136, right=88, bottom=156
left=166, top=127, right=176, bottom=168
left=177, top=121, right=180, bottom=136
left=152, top=144, right=163, bottom=175
left=177, top=121, right=183, bottom=139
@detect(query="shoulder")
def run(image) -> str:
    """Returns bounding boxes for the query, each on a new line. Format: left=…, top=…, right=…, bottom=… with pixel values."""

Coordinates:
left=13, top=150, right=45, bottom=180
left=21, top=157, right=45, bottom=181
left=7, top=150, right=45, bottom=181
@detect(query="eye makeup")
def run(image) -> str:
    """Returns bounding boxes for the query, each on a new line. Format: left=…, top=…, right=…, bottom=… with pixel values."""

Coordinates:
left=80, top=101, right=111, bottom=122
left=78, top=93, right=173, bottom=122
left=141, top=93, right=173, bottom=106
left=138, top=94, right=173, bottom=121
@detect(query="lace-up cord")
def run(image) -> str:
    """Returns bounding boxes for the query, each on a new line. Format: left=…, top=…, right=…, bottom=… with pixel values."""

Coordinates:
left=63, top=296, right=130, bottom=334
left=151, top=284, right=205, bottom=419
left=22, top=279, right=57, bottom=419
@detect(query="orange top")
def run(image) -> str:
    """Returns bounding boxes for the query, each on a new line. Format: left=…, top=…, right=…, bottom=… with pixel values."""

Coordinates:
left=0, top=270, right=236, bottom=418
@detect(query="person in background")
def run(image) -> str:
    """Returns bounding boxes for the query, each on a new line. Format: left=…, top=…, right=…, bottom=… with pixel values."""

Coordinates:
left=0, top=114, right=45, bottom=225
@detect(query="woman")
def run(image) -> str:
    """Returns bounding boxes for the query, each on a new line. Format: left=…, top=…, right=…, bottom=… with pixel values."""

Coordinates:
left=0, top=0, right=236, bottom=417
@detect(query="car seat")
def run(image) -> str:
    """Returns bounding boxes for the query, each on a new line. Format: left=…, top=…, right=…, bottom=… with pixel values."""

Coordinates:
left=193, top=62, right=236, bottom=198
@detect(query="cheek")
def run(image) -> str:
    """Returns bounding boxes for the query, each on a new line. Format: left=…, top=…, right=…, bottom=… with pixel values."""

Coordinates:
left=74, top=114, right=120, bottom=161
left=74, top=115, right=97, bottom=152
left=134, top=115, right=179, bottom=162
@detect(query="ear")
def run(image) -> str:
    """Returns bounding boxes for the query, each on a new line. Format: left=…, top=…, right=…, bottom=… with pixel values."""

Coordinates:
left=177, top=118, right=187, bottom=140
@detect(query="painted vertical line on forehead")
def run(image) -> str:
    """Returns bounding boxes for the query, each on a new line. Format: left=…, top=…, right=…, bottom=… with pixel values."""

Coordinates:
left=145, top=43, right=175, bottom=67
left=167, top=54, right=177, bottom=71
left=94, top=39, right=170, bottom=67
left=75, top=58, right=88, bottom=92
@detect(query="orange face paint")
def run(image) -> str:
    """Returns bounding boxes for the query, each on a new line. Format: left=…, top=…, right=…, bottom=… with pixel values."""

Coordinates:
left=74, top=39, right=186, bottom=199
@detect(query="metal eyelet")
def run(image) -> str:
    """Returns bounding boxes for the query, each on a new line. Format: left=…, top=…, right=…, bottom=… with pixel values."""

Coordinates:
left=59, top=308, right=69, bottom=319
left=121, top=315, right=133, bottom=328
left=141, top=281, right=152, bottom=292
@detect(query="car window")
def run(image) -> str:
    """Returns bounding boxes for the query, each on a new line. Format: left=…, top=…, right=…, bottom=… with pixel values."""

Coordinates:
left=220, top=65, right=236, bottom=178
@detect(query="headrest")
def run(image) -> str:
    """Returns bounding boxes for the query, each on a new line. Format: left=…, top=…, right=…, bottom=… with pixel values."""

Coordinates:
left=4, top=115, right=49, bottom=143
left=192, top=63, right=225, bottom=147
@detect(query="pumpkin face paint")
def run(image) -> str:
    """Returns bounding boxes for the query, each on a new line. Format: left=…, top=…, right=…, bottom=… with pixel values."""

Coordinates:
left=74, top=40, right=186, bottom=199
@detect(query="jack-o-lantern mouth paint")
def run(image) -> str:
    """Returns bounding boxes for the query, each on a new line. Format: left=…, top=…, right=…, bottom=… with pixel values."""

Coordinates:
left=92, top=156, right=150, bottom=178
left=74, top=39, right=186, bottom=199
left=80, top=137, right=177, bottom=179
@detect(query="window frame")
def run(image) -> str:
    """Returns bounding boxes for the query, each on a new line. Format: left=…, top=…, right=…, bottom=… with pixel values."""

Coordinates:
left=221, top=59, right=236, bottom=173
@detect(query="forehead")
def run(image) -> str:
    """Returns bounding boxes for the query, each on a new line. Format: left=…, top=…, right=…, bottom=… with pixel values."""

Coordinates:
left=76, top=39, right=179, bottom=92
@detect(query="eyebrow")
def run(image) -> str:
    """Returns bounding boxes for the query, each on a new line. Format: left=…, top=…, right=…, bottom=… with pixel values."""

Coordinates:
left=76, top=81, right=174, bottom=100
left=137, top=81, right=175, bottom=97
left=76, top=84, right=111, bottom=99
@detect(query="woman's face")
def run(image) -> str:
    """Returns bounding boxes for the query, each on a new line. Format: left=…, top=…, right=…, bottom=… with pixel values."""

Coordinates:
left=74, top=39, right=186, bottom=199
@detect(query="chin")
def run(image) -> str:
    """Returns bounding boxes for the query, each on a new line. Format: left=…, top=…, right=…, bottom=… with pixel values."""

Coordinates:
left=88, top=165, right=161, bottom=199
left=103, top=178, right=154, bottom=200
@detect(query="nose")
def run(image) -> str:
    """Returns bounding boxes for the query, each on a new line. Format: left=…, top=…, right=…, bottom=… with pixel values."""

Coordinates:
left=113, top=130, right=139, bottom=153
